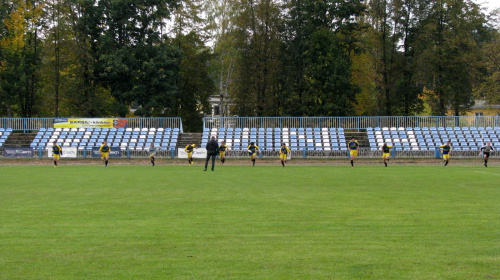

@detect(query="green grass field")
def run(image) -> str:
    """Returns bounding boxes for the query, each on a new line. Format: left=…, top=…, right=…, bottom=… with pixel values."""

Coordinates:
left=0, top=163, right=499, bottom=279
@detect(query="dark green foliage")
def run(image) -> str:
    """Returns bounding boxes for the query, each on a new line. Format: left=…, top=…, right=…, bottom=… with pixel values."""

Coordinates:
left=280, top=0, right=364, bottom=116
left=0, top=0, right=496, bottom=119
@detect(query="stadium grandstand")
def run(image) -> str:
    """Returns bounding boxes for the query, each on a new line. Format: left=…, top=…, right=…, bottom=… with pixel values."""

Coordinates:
left=0, top=128, right=13, bottom=149
left=30, top=127, right=180, bottom=151
left=0, top=116, right=499, bottom=159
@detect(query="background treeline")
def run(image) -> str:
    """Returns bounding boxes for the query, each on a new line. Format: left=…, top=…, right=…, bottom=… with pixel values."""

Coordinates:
left=0, top=0, right=499, bottom=131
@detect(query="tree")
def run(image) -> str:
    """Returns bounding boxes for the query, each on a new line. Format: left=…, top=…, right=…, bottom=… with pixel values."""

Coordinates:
left=474, top=10, right=500, bottom=105
left=281, top=0, right=364, bottom=116
left=415, top=0, right=489, bottom=116
left=0, top=0, right=43, bottom=117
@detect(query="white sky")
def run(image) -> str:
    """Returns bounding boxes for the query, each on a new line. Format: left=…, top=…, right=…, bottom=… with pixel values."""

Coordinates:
left=475, top=0, right=500, bottom=12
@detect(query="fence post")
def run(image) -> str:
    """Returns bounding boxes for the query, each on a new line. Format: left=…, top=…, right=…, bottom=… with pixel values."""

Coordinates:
left=303, top=148, right=307, bottom=159
left=127, top=146, right=131, bottom=159
left=38, top=147, right=43, bottom=159
left=170, top=148, right=175, bottom=159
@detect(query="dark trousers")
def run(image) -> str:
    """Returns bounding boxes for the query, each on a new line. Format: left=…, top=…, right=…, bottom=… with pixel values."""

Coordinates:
left=205, top=153, right=216, bottom=170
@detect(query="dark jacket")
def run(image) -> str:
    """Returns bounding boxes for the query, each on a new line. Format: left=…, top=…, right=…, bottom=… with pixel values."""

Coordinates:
left=206, top=140, right=219, bottom=155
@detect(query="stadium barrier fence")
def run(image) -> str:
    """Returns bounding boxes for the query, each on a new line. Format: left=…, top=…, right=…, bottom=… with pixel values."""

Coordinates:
left=0, top=147, right=488, bottom=160
left=203, top=116, right=500, bottom=131
left=0, top=117, right=183, bottom=132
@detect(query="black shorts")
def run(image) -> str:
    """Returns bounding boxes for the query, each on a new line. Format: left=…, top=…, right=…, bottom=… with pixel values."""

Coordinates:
left=484, top=152, right=490, bottom=157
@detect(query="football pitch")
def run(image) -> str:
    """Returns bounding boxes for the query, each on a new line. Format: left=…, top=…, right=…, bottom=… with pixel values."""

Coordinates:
left=0, top=164, right=499, bottom=279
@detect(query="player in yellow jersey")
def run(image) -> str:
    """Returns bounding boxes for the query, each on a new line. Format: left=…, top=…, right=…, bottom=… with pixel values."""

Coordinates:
left=218, top=141, right=228, bottom=165
left=99, top=140, right=110, bottom=167
left=52, top=141, right=63, bottom=167
left=247, top=142, right=260, bottom=166
left=381, top=143, right=393, bottom=167
left=185, top=144, right=196, bottom=165
left=348, top=137, right=360, bottom=168
left=279, top=143, right=291, bottom=167
left=148, top=143, right=157, bottom=166
left=439, top=141, right=452, bottom=167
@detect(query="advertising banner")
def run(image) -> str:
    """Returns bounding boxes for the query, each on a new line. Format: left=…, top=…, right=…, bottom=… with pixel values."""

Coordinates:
left=4, top=147, right=34, bottom=158
left=46, top=147, right=78, bottom=158
left=178, top=148, right=207, bottom=159
left=91, top=147, right=122, bottom=158
left=53, top=118, right=128, bottom=129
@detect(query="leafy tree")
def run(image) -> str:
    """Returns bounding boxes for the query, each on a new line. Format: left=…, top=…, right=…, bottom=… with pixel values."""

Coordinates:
left=474, top=10, right=500, bottom=106
left=0, top=0, right=43, bottom=117
left=281, top=0, right=364, bottom=116
left=415, top=0, right=489, bottom=116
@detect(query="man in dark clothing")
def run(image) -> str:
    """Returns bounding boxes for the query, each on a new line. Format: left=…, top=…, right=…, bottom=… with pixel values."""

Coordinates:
left=205, top=136, right=219, bottom=171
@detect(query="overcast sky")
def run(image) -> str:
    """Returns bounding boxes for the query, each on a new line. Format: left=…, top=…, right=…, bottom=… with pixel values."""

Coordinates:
left=475, top=0, right=500, bottom=11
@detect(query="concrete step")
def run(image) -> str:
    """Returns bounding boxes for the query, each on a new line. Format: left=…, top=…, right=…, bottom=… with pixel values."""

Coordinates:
left=344, top=131, right=369, bottom=147
left=177, top=133, right=203, bottom=149
left=3, top=132, right=37, bottom=148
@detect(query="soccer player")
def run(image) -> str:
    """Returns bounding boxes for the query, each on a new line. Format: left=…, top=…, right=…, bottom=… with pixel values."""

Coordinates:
left=148, top=143, right=157, bottom=166
left=99, top=140, right=110, bottom=167
left=381, top=143, right=393, bottom=167
left=279, top=142, right=291, bottom=167
left=185, top=144, right=196, bottom=166
left=348, top=137, right=360, bottom=168
left=219, top=140, right=228, bottom=165
left=480, top=142, right=495, bottom=167
left=439, top=141, right=452, bottom=167
left=248, top=142, right=260, bottom=167
left=52, top=141, right=62, bottom=167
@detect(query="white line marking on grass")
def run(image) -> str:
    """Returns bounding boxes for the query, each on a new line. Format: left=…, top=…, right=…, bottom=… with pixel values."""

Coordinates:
left=473, top=171, right=500, bottom=176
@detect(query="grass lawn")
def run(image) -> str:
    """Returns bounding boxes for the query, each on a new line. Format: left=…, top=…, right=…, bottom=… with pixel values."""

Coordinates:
left=0, top=163, right=499, bottom=279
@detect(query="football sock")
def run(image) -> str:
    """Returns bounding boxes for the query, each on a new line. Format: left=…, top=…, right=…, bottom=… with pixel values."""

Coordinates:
left=54, top=161, right=57, bottom=166
left=351, top=160, right=353, bottom=167
left=105, top=160, right=108, bottom=166
left=252, top=159, right=255, bottom=166
left=485, top=159, right=488, bottom=167
left=444, top=161, right=448, bottom=166
left=151, top=158, right=155, bottom=166
left=384, top=162, right=387, bottom=167
left=281, top=160, right=284, bottom=167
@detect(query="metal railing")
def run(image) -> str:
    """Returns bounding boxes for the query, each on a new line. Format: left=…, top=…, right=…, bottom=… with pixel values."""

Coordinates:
left=203, top=116, right=500, bottom=131
left=0, top=147, right=493, bottom=160
left=0, top=117, right=183, bottom=132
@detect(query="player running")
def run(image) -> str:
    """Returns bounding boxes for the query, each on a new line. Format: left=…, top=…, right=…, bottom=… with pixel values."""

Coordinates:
left=99, top=140, right=110, bottom=167
left=348, top=137, right=360, bottom=168
left=148, top=143, right=157, bottom=166
left=219, top=141, right=228, bottom=165
left=279, top=143, right=291, bottom=167
left=439, top=141, right=452, bottom=167
left=381, top=143, right=393, bottom=167
left=248, top=142, right=260, bottom=167
left=52, top=141, right=63, bottom=167
left=480, top=142, right=495, bottom=167
left=185, top=144, right=196, bottom=166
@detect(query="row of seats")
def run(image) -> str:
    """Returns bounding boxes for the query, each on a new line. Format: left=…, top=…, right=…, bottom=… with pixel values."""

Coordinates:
left=368, top=127, right=500, bottom=151
left=201, top=127, right=347, bottom=151
left=31, top=128, right=179, bottom=150
left=0, top=129, right=13, bottom=148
